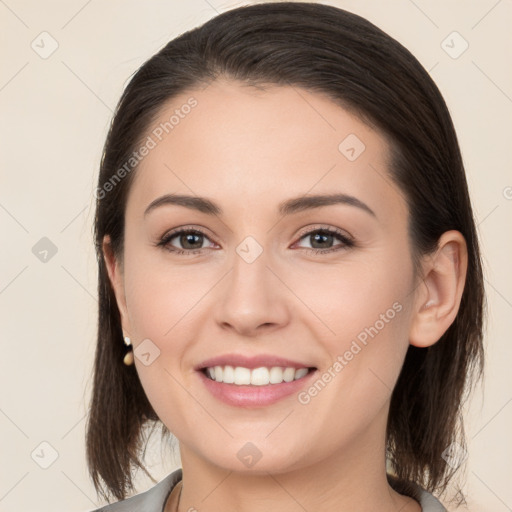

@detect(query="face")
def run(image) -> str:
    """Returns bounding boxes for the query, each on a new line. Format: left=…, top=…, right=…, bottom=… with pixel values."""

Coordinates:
left=107, top=78, right=421, bottom=474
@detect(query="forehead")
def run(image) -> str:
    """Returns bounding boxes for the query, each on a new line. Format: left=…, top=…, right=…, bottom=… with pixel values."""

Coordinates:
left=127, top=79, right=406, bottom=223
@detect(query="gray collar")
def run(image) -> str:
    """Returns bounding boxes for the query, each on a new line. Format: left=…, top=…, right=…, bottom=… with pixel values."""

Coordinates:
left=91, top=468, right=447, bottom=511
left=388, top=473, right=447, bottom=511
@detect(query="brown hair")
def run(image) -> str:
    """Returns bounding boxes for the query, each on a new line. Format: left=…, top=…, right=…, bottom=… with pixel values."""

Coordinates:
left=86, top=1, right=485, bottom=504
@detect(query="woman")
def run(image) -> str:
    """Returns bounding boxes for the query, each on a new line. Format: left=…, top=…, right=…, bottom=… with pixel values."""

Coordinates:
left=86, top=2, right=485, bottom=511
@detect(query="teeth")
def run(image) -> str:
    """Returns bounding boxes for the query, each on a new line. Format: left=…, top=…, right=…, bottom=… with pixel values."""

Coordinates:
left=204, top=365, right=312, bottom=385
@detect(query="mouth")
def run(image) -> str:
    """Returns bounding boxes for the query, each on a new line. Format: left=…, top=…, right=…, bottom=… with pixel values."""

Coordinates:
left=196, top=364, right=318, bottom=407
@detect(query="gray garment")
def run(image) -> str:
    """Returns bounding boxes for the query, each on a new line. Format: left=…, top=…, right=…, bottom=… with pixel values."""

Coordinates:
left=89, top=468, right=447, bottom=511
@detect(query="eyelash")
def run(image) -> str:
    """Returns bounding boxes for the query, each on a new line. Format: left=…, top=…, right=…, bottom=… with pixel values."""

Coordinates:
left=156, top=225, right=355, bottom=256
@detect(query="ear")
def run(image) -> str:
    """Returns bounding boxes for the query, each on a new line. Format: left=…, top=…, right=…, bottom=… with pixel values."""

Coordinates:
left=409, top=230, right=468, bottom=348
left=102, top=235, right=131, bottom=336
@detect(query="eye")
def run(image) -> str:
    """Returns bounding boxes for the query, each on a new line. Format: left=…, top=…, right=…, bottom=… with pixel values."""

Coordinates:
left=293, top=226, right=354, bottom=254
left=156, top=225, right=354, bottom=256
left=156, top=228, right=218, bottom=255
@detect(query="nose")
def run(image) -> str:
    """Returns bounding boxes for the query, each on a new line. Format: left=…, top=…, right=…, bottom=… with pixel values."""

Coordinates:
left=214, top=244, right=290, bottom=337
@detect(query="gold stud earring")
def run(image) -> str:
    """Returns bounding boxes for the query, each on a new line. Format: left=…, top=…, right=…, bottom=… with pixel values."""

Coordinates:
left=123, top=335, right=134, bottom=366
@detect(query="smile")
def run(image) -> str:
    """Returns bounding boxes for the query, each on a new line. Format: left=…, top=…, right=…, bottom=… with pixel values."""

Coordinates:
left=197, top=366, right=318, bottom=407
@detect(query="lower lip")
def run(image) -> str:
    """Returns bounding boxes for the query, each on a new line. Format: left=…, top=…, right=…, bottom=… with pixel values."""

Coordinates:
left=197, top=369, right=317, bottom=407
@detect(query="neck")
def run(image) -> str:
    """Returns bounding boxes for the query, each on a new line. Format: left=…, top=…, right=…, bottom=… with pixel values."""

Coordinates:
left=171, top=410, right=420, bottom=512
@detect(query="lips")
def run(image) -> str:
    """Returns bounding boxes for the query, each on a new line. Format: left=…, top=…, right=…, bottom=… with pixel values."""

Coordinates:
left=195, top=353, right=316, bottom=371
left=197, top=364, right=318, bottom=407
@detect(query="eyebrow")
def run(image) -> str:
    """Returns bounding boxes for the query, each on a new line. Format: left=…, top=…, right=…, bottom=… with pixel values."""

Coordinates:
left=144, top=192, right=376, bottom=218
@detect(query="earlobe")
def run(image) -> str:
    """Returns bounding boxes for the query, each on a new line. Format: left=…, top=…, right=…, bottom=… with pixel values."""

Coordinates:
left=102, top=235, right=130, bottom=331
left=409, top=230, right=468, bottom=348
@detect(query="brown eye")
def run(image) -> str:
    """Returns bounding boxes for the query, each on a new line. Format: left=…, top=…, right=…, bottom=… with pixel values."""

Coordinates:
left=174, top=231, right=205, bottom=250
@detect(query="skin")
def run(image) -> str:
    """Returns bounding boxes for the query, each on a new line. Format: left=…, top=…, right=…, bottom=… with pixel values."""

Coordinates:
left=103, top=78, right=468, bottom=512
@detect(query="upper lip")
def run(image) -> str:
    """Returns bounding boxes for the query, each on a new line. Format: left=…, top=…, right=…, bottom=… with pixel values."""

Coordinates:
left=195, top=353, right=316, bottom=371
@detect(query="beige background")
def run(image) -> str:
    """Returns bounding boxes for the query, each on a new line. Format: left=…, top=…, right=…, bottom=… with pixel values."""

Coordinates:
left=1, top=0, right=511, bottom=510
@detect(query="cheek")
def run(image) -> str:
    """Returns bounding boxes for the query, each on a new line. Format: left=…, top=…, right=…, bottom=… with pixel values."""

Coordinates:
left=120, top=248, right=215, bottom=404
left=122, top=247, right=206, bottom=340
left=292, top=250, right=413, bottom=407
left=289, top=248, right=412, bottom=341
left=122, top=255, right=199, bottom=430
left=296, top=295, right=411, bottom=454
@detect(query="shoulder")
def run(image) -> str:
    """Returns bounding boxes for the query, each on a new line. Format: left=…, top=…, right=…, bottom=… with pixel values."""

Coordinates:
left=88, top=468, right=182, bottom=512
left=387, top=473, right=447, bottom=512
